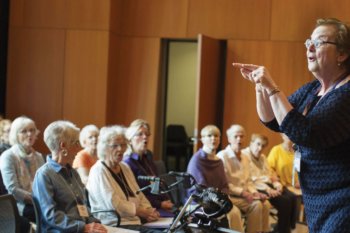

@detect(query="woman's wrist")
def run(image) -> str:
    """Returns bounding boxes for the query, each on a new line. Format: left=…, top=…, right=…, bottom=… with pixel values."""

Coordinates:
left=267, top=86, right=280, bottom=97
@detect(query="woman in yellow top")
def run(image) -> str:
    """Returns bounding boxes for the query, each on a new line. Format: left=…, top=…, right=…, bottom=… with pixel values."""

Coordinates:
left=267, top=134, right=299, bottom=188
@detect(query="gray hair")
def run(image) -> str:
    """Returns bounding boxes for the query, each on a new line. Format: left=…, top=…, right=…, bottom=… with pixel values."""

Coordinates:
left=97, top=125, right=126, bottom=161
left=79, top=124, right=99, bottom=147
left=44, top=120, right=80, bottom=154
left=125, top=119, right=150, bottom=141
left=9, top=116, right=39, bottom=145
left=226, top=124, right=245, bottom=138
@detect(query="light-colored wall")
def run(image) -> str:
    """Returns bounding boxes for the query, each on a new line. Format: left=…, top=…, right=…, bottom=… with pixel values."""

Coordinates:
left=6, top=0, right=350, bottom=155
left=166, top=42, right=197, bottom=138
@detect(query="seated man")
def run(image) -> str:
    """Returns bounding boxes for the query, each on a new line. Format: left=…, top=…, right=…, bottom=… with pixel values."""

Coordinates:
left=187, top=124, right=243, bottom=232
left=32, top=120, right=106, bottom=233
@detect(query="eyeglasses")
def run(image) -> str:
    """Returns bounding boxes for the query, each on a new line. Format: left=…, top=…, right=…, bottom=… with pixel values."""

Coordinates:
left=108, top=143, right=127, bottom=149
left=19, top=128, right=36, bottom=135
left=134, top=132, right=150, bottom=137
left=304, top=38, right=338, bottom=49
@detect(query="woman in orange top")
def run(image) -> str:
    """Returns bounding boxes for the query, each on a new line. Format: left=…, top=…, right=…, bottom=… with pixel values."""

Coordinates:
left=73, top=124, right=99, bottom=184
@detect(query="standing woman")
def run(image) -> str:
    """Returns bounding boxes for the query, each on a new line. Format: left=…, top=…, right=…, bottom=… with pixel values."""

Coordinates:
left=0, top=116, right=44, bottom=223
left=123, top=119, right=174, bottom=216
left=233, top=18, right=350, bottom=232
left=73, top=124, right=99, bottom=185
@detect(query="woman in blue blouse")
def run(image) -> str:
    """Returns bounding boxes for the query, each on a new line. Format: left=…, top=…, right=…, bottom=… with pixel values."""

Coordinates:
left=233, top=18, right=350, bottom=233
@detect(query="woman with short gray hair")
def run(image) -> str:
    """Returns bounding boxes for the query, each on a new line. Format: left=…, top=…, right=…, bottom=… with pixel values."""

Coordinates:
left=32, top=120, right=106, bottom=233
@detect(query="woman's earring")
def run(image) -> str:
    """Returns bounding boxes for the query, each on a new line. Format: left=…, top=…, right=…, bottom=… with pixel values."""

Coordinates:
left=62, top=149, right=68, bottom=157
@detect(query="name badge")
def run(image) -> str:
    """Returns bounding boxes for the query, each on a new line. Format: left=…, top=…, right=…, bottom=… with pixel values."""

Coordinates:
left=77, top=204, right=89, bottom=218
left=294, top=151, right=301, bottom=172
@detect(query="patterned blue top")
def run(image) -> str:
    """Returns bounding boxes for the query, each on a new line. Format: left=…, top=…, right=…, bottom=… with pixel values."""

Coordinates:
left=265, top=80, right=350, bottom=233
left=32, top=156, right=99, bottom=233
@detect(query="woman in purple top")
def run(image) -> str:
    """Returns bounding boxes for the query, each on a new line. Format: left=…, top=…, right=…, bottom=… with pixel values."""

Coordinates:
left=123, top=119, right=174, bottom=216
left=187, top=125, right=243, bottom=232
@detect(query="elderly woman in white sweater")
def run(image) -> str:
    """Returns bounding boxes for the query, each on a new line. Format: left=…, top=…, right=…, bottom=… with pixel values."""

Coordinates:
left=86, top=125, right=161, bottom=233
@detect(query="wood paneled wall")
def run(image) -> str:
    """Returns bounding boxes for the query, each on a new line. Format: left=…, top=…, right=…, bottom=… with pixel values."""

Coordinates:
left=7, top=0, right=350, bottom=155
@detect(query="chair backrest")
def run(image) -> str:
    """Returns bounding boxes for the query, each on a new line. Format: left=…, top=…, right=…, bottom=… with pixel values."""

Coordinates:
left=32, top=196, right=42, bottom=233
left=166, top=125, right=188, bottom=143
left=0, top=194, right=21, bottom=233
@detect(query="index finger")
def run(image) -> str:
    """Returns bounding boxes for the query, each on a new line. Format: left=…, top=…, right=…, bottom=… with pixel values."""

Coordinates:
left=232, top=63, right=260, bottom=70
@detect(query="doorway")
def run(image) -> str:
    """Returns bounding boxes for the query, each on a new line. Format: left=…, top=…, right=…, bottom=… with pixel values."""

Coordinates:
left=163, top=40, right=197, bottom=172
left=160, top=36, right=226, bottom=172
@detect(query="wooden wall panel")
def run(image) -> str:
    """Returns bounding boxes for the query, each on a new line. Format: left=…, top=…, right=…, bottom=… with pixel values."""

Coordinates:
left=6, top=28, right=65, bottom=153
left=106, top=36, right=162, bottom=158
left=9, top=0, right=25, bottom=26
left=63, top=30, right=109, bottom=128
left=188, top=0, right=271, bottom=40
left=14, top=0, right=110, bottom=29
left=110, top=0, right=123, bottom=34
left=270, top=0, right=330, bottom=41
left=120, top=0, right=188, bottom=37
left=223, top=40, right=312, bottom=152
left=22, top=0, right=66, bottom=28
left=66, top=0, right=110, bottom=30
left=329, top=1, right=350, bottom=23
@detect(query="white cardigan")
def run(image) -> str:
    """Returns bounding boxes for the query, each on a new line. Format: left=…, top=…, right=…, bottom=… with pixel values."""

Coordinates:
left=86, top=160, right=152, bottom=226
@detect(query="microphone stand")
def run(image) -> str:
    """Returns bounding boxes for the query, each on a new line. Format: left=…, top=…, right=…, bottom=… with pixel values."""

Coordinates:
left=136, top=184, right=152, bottom=194
left=168, top=194, right=200, bottom=233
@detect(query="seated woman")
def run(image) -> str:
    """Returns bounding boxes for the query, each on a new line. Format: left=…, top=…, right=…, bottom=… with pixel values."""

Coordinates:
left=73, top=124, right=99, bottom=185
left=187, top=124, right=243, bottom=232
left=0, top=116, right=44, bottom=223
left=242, top=134, right=297, bottom=233
left=32, top=120, right=106, bottom=233
left=0, top=118, right=11, bottom=154
left=217, top=125, right=271, bottom=233
left=87, top=126, right=162, bottom=233
left=123, top=119, right=174, bottom=216
left=0, top=118, right=11, bottom=195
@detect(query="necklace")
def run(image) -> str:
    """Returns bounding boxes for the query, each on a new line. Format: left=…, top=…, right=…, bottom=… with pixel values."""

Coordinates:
left=102, top=161, right=134, bottom=199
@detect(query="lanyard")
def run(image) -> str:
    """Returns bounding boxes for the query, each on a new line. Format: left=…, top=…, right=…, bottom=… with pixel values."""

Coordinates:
left=304, top=72, right=350, bottom=115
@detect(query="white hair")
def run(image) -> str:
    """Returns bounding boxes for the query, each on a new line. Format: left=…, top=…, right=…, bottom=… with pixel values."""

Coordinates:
left=79, top=124, right=99, bottom=147
left=226, top=124, right=245, bottom=138
left=97, top=125, right=126, bottom=160
left=44, top=120, right=80, bottom=154
left=9, top=116, right=39, bottom=145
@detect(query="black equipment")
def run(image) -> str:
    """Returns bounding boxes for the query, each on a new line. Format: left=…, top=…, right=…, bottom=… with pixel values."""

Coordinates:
left=136, top=172, right=238, bottom=233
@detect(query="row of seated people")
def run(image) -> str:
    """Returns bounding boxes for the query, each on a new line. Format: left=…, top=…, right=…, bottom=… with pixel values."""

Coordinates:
left=0, top=116, right=171, bottom=233
left=0, top=116, right=301, bottom=233
left=186, top=124, right=301, bottom=233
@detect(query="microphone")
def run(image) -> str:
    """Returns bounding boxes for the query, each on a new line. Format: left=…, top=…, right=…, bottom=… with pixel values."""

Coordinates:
left=137, top=176, right=160, bottom=182
left=168, top=171, right=191, bottom=177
